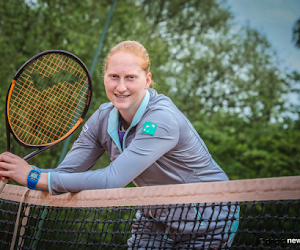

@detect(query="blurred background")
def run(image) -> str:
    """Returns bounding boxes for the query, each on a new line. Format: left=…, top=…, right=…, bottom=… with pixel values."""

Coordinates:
left=0, top=0, right=299, bottom=182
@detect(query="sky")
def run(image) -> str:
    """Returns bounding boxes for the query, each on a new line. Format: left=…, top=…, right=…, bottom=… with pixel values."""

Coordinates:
left=226, top=0, right=300, bottom=72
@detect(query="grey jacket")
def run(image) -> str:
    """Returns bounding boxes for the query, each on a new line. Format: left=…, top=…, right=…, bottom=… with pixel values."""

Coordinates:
left=41, top=88, right=229, bottom=195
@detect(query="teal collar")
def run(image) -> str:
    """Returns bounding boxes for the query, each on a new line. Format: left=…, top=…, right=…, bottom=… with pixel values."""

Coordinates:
left=107, top=90, right=150, bottom=152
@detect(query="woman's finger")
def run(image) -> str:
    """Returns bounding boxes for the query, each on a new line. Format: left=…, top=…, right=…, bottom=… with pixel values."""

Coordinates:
left=0, top=161, right=12, bottom=170
left=1, top=176, right=7, bottom=181
left=0, top=152, right=15, bottom=164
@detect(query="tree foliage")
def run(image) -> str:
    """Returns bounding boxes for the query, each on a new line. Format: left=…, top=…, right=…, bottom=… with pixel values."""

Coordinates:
left=292, top=17, right=300, bottom=48
left=0, top=0, right=299, bottom=180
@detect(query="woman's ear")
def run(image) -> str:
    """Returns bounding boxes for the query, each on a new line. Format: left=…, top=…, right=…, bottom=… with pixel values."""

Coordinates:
left=145, top=72, right=152, bottom=89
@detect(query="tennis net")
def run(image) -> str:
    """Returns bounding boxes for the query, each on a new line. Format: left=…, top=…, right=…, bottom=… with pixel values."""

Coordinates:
left=0, top=176, right=300, bottom=249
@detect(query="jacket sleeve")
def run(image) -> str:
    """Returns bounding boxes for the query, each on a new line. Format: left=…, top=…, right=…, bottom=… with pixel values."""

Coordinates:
left=48, top=107, right=180, bottom=195
left=47, top=109, right=106, bottom=194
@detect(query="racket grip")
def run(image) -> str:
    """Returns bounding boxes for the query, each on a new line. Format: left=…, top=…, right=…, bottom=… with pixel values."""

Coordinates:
left=0, top=178, right=8, bottom=194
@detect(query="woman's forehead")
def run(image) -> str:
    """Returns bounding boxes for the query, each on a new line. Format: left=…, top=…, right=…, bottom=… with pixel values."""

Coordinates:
left=106, top=52, right=144, bottom=72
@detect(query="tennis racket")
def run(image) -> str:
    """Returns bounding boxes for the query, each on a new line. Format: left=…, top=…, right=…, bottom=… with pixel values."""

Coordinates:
left=0, top=50, right=92, bottom=193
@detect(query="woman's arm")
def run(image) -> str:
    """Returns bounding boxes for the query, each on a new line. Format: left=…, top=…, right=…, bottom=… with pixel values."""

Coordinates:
left=48, top=108, right=180, bottom=194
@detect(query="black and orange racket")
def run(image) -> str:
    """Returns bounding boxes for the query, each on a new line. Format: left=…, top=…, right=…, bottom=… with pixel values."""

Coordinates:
left=0, top=50, right=92, bottom=193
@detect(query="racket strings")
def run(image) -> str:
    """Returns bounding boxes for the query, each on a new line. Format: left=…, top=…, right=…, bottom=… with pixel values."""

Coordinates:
left=10, top=80, right=88, bottom=145
left=10, top=81, right=86, bottom=145
left=11, top=80, right=88, bottom=144
left=8, top=53, right=89, bottom=146
left=12, top=82, right=83, bottom=144
left=29, top=53, right=85, bottom=80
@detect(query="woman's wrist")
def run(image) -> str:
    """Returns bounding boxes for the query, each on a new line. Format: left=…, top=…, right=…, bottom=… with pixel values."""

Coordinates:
left=36, top=173, right=49, bottom=190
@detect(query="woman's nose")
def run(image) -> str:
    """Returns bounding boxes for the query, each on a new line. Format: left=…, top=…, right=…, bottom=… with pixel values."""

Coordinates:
left=116, top=79, right=127, bottom=92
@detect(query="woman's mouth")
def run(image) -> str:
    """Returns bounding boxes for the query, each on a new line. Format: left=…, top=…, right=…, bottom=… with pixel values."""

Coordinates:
left=115, top=94, right=130, bottom=98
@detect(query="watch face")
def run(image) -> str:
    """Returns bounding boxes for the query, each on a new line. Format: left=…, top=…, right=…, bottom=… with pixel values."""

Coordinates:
left=29, top=171, right=39, bottom=180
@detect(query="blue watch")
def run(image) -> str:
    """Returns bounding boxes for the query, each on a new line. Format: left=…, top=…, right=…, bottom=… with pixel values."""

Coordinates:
left=27, top=169, right=41, bottom=190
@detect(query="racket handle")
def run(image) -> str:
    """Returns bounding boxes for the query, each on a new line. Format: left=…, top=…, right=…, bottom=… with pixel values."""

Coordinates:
left=0, top=178, right=8, bottom=194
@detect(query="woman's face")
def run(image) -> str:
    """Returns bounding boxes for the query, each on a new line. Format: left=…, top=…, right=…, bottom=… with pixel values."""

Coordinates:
left=104, top=52, right=151, bottom=122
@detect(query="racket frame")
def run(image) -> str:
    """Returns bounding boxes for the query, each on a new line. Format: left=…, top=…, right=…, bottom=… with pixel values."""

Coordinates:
left=5, top=50, right=92, bottom=161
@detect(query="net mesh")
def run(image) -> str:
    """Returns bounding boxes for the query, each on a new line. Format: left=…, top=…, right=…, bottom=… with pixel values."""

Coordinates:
left=0, top=176, right=300, bottom=250
left=8, top=53, right=90, bottom=146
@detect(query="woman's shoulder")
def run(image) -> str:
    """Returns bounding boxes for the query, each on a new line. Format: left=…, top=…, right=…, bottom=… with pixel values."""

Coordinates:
left=147, top=89, right=183, bottom=119
left=145, top=89, right=195, bottom=131
left=90, top=102, right=114, bottom=117
left=147, top=89, right=176, bottom=110
left=99, top=102, right=114, bottom=111
left=140, top=90, right=182, bottom=128
left=85, top=102, right=114, bottom=125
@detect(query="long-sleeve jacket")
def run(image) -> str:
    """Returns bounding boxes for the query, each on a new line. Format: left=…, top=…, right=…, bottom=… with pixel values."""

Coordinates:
left=41, top=88, right=229, bottom=195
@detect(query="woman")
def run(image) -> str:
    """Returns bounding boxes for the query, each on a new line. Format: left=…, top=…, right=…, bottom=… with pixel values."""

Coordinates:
left=0, top=41, right=238, bottom=249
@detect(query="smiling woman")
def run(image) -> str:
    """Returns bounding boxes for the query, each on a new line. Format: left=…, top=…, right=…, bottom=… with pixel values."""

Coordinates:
left=104, top=51, right=152, bottom=127
left=0, top=41, right=238, bottom=249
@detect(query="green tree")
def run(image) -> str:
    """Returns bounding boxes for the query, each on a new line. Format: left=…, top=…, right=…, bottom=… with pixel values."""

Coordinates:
left=141, top=2, right=290, bottom=124
left=292, top=17, right=300, bottom=48
left=193, top=112, right=300, bottom=179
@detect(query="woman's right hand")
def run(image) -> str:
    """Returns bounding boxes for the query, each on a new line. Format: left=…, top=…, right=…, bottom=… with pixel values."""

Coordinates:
left=0, top=152, right=49, bottom=190
left=0, top=152, right=32, bottom=186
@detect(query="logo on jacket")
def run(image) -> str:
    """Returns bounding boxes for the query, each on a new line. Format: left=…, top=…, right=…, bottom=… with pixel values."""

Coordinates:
left=142, top=122, right=157, bottom=136
left=83, top=123, right=89, bottom=132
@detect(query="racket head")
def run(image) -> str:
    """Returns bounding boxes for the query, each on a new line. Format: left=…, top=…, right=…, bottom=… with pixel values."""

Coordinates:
left=5, top=50, right=92, bottom=149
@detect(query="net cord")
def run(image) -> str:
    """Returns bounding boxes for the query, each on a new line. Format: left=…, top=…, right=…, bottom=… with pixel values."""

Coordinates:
left=1, top=176, right=300, bottom=208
